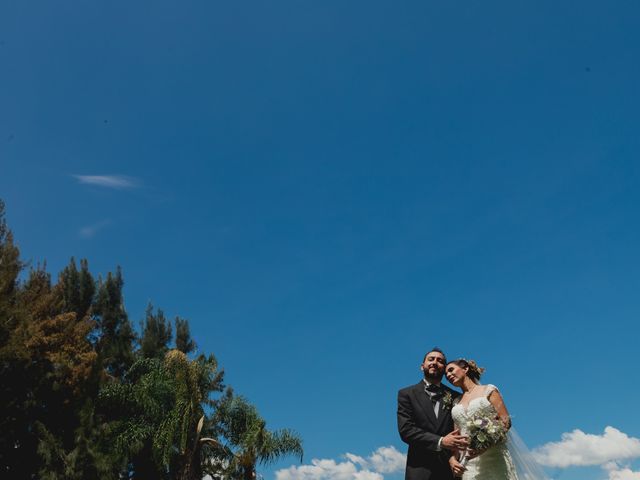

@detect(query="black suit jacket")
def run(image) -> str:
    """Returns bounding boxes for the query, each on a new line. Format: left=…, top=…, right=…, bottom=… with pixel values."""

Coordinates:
left=397, top=382, right=460, bottom=480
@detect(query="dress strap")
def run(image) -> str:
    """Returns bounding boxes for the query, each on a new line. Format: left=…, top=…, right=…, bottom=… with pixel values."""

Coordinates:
left=484, top=384, right=499, bottom=398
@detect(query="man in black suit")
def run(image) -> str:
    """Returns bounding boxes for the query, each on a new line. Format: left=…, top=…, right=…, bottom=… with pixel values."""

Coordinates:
left=397, top=348, right=469, bottom=480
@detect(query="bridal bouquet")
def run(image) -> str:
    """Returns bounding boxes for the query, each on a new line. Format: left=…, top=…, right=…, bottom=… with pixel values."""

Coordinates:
left=459, top=412, right=508, bottom=465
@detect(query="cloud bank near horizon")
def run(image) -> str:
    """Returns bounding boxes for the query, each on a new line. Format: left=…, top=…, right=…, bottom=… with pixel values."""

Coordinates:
left=533, top=426, right=640, bottom=468
left=273, top=427, right=640, bottom=480
left=532, top=426, right=640, bottom=480
left=275, top=446, right=405, bottom=480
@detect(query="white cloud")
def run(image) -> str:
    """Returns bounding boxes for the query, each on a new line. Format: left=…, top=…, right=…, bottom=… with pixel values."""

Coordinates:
left=210, top=427, right=640, bottom=480
left=532, top=427, right=640, bottom=468
left=73, top=174, right=138, bottom=189
left=367, top=446, right=406, bottom=474
left=79, top=219, right=111, bottom=238
left=275, top=458, right=360, bottom=480
left=353, top=472, right=384, bottom=480
left=275, top=446, right=404, bottom=480
left=606, top=467, right=640, bottom=480
left=344, top=453, right=368, bottom=468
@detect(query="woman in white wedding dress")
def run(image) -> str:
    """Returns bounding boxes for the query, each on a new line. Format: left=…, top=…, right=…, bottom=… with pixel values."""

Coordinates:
left=444, top=359, right=547, bottom=480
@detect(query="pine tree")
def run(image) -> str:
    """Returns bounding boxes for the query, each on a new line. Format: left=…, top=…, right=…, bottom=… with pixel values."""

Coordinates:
left=22, top=271, right=97, bottom=398
left=0, top=199, right=22, bottom=348
left=140, top=303, right=173, bottom=359
left=94, top=268, right=135, bottom=378
left=14, top=266, right=101, bottom=479
left=175, top=317, right=196, bottom=355
left=0, top=200, right=38, bottom=478
left=59, top=258, right=95, bottom=320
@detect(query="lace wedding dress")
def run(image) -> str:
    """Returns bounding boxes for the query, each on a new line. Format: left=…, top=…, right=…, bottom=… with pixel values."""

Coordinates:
left=451, top=385, right=519, bottom=480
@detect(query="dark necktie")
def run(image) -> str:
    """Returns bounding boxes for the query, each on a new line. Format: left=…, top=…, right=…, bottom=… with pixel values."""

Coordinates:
left=425, top=383, right=443, bottom=403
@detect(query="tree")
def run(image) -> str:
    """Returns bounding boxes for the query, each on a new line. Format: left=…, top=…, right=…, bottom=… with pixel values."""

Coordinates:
left=0, top=201, right=40, bottom=478
left=175, top=317, right=196, bottom=355
left=212, top=395, right=303, bottom=480
left=0, top=258, right=101, bottom=479
left=34, top=401, right=119, bottom=480
left=99, top=349, right=225, bottom=479
left=0, top=199, right=22, bottom=348
left=0, top=199, right=304, bottom=479
left=140, top=303, right=173, bottom=359
left=94, top=268, right=135, bottom=378
left=59, top=258, right=95, bottom=321
left=17, top=267, right=103, bottom=479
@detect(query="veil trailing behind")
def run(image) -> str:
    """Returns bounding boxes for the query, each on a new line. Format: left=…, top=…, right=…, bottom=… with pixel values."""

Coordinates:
left=505, top=428, right=550, bottom=480
left=451, top=384, right=550, bottom=480
left=458, top=428, right=549, bottom=480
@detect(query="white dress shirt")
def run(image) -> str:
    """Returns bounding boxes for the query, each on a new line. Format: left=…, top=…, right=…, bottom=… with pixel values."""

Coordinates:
left=423, top=379, right=444, bottom=451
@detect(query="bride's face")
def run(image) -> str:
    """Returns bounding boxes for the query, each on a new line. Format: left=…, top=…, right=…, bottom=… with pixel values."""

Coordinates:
left=445, top=363, right=467, bottom=386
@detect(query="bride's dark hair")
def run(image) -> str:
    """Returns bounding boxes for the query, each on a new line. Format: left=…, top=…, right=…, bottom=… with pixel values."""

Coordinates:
left=449, top=358, right=485, bottom=382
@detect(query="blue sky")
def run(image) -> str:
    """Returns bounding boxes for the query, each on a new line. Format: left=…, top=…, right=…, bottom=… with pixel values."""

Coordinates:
left=2, top=1, right=640, bottom=479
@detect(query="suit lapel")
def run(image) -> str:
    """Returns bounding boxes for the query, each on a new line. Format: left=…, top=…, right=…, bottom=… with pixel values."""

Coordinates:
left=435, top=386, right=460, bottom=431
left=411, top=382, right=438, bottom=427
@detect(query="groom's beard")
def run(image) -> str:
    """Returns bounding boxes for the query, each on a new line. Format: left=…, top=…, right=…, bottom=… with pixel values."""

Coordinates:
left=423, top=369, right=444, bottom=384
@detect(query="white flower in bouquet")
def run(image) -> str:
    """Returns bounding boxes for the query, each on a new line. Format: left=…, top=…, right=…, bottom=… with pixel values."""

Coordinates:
left=459, top=411, right=508, bottom=466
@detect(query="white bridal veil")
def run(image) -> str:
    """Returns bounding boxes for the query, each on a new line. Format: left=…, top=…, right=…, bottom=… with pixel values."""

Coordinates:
left=505, top=428, right=550, bottom=480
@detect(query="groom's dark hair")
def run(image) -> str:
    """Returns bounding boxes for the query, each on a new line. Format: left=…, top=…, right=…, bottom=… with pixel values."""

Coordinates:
left=423, top=347, right=446, bottom=363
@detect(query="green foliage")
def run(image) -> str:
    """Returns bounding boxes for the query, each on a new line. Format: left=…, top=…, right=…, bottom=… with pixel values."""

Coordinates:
left=59, top=258, right=95, bottom=320
left=35, top=403, right=118, bottom=480
left=0, top=199, right=22, bottom=347
left=99, top=350, right=225, bottom=479
left=175, top=316, right=196, bottom=355
left=0, top=199, right=303, bottom=479
left=140, top=303, right=173, bottom=359
left=94, top=268, right=135, bottom=377
left=0, top=202, right=41, bottom=478
left=212, top=394, right=304, bottom=480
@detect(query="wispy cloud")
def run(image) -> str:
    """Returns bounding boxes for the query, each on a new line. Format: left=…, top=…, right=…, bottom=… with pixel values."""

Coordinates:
left=533, top=427, right=640, bottom=468
left=79, top=219, right=111, bottom=239
left=73, top=174, right=139, bottom=189
left=275, top=446, right=404, bottom=480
